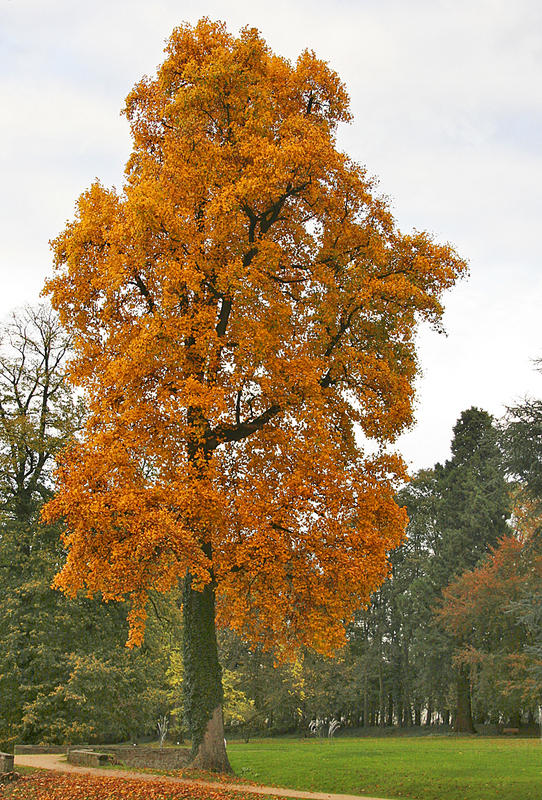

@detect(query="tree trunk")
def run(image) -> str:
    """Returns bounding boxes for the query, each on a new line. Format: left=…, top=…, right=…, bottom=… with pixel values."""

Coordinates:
left=454, top=665, right=475, bottom=733
left=363, top=670, right=368, bottom=728
left=183, top=571, right=231, bottom=772
left=508, top=710, right=521, bottom=728
left=397, top=696, right=403, bottom=727
left=387, top=693, right=393, bottom=727
left=378, top=660, right=385, bottom=727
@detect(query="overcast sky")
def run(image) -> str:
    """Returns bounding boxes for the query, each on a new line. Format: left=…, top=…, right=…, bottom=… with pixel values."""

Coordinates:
left=1, top=0, right=541, bottom=472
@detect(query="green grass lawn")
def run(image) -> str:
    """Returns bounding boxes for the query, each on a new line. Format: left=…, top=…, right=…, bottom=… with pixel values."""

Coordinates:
left=227, top=735, right=542, bottom=800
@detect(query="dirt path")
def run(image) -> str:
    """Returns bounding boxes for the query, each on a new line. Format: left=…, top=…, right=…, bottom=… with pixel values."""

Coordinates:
left=14, top=753, right=390, bottom=800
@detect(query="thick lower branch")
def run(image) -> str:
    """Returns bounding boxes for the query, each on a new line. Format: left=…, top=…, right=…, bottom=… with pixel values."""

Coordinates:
left=206, top=403, right=281, bottom=450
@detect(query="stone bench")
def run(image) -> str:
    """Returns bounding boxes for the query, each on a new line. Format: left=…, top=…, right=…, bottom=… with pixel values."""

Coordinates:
left=0, top=753, right=15, bottom=773
left=68, top=750, right=114, bottom=768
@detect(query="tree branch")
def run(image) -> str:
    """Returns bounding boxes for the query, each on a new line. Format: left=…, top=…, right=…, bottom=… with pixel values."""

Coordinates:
left=206, top=403, right=281, bottom=450
left=215, top=298, right=232, bottom=338
left=324, top=304, right=362, bottom=358
left=132, top=272, right=155, bottom=313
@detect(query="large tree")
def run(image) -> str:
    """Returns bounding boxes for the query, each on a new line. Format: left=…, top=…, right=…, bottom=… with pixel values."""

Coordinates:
left=43, top=19, right=465, bottom=771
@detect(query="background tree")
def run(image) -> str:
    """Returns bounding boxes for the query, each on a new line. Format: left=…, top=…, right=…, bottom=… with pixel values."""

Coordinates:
left=348, top=411, right=510, bottom=732
left=434, top=408, right=510, bottom=579
left=501, top=380, right=542, bottom=709
left=349, top=468, right=451, bottom=729
left=502, top=393, right=542, bottom=512
left=386, top=470, right=443, bottom=727
left=43, top=19, right=466, bottom=771
left=0, top=305, right=81, bottom=748
left=218, top=408, right=533, bottom=736
left=510, top=566, right=542, bottom=711
left=0, top=306, right=175, bottom=750
left=431, top=408, right=510, bottom=731
left=0, top=305, right=82, bottom=520
left=436, top=534, right=532, bottom=728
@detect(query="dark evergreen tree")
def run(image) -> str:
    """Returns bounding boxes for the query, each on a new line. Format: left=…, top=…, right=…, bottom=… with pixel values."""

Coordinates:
left=502, top=396, right=542, bottom=511
left=353, top=468, right=451, bottom=729
left=435, top=408, right=510, bottom=578
left=432, top=408, right=510, bottom=732
left=347, top=411, right=511, bottom=733
left=501, top=375, right=542, bottom=705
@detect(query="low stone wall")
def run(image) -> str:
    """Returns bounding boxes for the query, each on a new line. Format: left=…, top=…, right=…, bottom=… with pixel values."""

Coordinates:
left=68, top=750, right=114, bottom=768
left=15, top=743, right=191, bottom=770
left=0, top=753, right=15, bottom=773
left=14, top=745, right=68, bottom=755
left=92, top=746, right=192, bottom=770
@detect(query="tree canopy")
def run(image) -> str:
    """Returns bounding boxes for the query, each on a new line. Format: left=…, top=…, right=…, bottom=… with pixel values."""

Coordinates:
left=44, top=18, right=465, bottom=649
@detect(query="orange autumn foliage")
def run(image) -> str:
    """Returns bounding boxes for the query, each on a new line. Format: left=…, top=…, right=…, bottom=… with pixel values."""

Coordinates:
left=42, top=20, right=466, bottom=652
left=4, top=771, right=258, bottom=800
left=437, top=535, right=527, bottom=645
left=436, top=502, right=542, bottom=689
left=437, top=497, right=542, bottom=648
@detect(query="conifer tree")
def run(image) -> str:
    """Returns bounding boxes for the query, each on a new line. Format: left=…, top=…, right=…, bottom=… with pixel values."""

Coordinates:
left=435, top=408, right=510, bottom=731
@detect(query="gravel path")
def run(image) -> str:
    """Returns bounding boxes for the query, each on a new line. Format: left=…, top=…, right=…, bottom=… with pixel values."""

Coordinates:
left=14, top=753, right=390, bottom=800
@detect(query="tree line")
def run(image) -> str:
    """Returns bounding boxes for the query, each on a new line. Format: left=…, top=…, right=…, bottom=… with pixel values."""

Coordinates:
left=1, top=305, right=540, bottom=751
